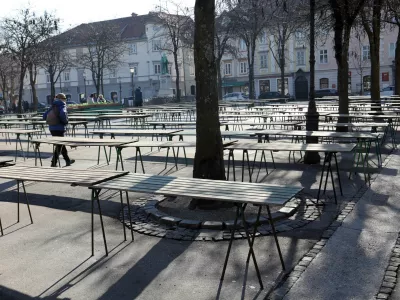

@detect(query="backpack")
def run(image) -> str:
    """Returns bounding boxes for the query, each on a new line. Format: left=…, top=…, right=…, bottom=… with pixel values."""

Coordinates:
left=46, top=105, right=60, bottom=126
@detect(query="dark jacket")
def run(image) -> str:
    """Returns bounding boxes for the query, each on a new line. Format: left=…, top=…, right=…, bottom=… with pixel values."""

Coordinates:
left=134, top=88, right=143, bottom=106
left=43, top=100, right=68, bottom=131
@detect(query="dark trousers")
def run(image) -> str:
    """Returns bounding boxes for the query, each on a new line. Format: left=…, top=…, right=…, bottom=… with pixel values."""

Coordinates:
left=50, top=130, right=70, bottom=166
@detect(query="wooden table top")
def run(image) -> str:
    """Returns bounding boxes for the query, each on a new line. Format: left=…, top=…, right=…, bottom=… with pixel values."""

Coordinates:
left=91, top=173, right=303, bottom=206
left=225, top=142, right=356, bottom=153
left=0, top=165, right=128, bottom=187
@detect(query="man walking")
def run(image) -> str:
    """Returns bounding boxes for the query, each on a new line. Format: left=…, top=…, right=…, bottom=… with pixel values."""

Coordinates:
left=134, top=87, right=143, bottom=107
left=43, top=93, right=75, bottom=167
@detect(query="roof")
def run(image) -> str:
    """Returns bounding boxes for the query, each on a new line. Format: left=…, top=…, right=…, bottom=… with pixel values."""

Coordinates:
left=57, top=13, right=162, bottom=47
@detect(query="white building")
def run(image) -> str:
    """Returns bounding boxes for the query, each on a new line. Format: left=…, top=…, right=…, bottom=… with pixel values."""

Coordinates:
left=22, top=12, right=196, bottom=104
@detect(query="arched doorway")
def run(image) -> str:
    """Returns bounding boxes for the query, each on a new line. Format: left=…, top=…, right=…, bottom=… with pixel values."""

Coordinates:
left=190, top=85, right=196, bottom=95
left=295, top=76, right=308, bottom=100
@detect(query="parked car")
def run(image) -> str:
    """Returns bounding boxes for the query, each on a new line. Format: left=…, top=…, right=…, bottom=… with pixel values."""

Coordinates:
left=314, top=89, right=338, bottom=98
left=222, top=92, right=249, bottom=101
left=258, top=91, right=293, bottom=101
left=37, top=102, right=49, bottom=111
left=381, top=85, right=395, bottom=96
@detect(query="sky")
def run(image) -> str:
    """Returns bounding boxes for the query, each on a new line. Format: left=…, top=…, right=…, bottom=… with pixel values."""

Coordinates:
left=0, top=0, right=195, bottom=30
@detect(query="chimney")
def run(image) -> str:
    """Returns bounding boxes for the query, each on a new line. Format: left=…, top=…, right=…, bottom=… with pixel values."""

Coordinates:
left=131, top=13, right=138, bottom=17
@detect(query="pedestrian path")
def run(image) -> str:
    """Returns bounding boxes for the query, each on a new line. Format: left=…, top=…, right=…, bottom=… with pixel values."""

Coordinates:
left=282, top=150, right=400, bottom=300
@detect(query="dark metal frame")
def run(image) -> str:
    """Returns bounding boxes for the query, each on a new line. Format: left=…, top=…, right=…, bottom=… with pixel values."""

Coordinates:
left=220, top=203, right=286, bottom=290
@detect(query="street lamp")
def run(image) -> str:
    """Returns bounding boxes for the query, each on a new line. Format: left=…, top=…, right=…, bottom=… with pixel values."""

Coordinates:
left=130, top=67, right=135, bottom=99
left=83, top=71, right=87, bottom=99
left=118, top=76, right=122, bottom=102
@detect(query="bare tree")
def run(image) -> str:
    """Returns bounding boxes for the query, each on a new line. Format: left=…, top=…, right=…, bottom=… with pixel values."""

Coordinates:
left=0, top=53, right=19, bottom=106
left=76, top=22, right=127, bottom=97
left=0, top=9, right=58, bottom=113
left=191, top=0, right=226, bottom=209
left=151, top=4, right=193, bottom=102
left=385, top=0, right=400, bottom=95
left=268, top=0, right=307, bottom=97
left=38, top=36, right=73, bottom=101
left=361, top=0, right=385, bottom=110
left=215, top=0, right=238, bottom=99
left=328, top=0, right=367, bottom=129
left=227, top=0, right=271, bottom=99
left=350, top=29, right=370, bottom=95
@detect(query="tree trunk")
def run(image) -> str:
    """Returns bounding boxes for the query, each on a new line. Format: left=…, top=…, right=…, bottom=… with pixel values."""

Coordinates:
left=174, top=50, right=181, bottom=102
left=216, top=57, right=223, bottom=100
left=28, top=64, right=38, bottom=111
left=335, top=25, right=351, bottom=131
left=247, top=41, right=256, bottom=100
left=304, top=0, right=320, bottom=164
left=362, top=1, right=382, bottom=111
left=395, top=28, right=400, bottom=96
left=280, top=32, right=286, bottom=97
left=50, top=73, right=56, bottom=101
left=17, top=64, right=25, bottom=114
left=191, top=0, right=226, bottom=210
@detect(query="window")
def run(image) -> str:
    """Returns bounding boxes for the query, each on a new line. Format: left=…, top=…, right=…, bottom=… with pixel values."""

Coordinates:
left=152, top=40, right=161, bottom=51
left=239, top=39, right=246, bottom=51
left=297, top=51, right=305, bottom=66
left=277, top=78, right=289, bottom=95
left=109, top=69, right=117, bottom=78
left=320, top=78, right=329, bottom=89
left=259, top=32, right=267, bottom=44
left=295, top=31, right=306, bottom=41
left=362, top=45, right=370, bottom=61
left=239, top=61, right=248, bottom=74
left=389, top=43, right=396, bottom=58
left=189, top=65, right=195, bottom=76
left=319, top=50, right=328, bottom=64
left=260, top=54, right=268, bottom=69
left=259, top=80, right=270, bottom=93
left=224, top=62, right=232, bottom=75
left=363, top=75, right=371, bottom=92
left=46, top=74, right=50, bottom=83
left=64, top=71, right=70, bottom=82
left=153, top=25, right=161, bottom=32
left=129, top=43, right=137, bottom=55
left=154, top=64, right=161, bottom=74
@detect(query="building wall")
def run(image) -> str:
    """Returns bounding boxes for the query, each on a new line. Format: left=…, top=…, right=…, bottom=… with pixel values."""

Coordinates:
left=22, top=18, right=196, bottom=104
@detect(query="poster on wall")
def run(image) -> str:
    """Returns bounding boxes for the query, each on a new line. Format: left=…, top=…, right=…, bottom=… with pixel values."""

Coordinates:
left=382, top=72, right=389, bottom=82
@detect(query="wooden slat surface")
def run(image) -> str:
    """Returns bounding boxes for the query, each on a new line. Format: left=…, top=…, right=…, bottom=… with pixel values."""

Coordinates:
left=91, top=129, right=182, bottom=135
left=254, top=129, right=380, bottom=139
left=171, top=130, right=256, bottom=136
left=0, top=165, right=128, bottom=186
left=31, top=137, right=131, bottom=146
left=0, top=129, right=41, bottom=134
left=92, top=173, right=303, bottom=206
left=225, top=142, right=356, bottom=152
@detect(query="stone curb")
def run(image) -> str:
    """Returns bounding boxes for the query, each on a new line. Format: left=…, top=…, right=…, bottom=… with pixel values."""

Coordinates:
left=119, top=195, right=320, bottom=242
left=267, top=148, right=396, bottom=300
left=374, top=233, right=400, bottom=300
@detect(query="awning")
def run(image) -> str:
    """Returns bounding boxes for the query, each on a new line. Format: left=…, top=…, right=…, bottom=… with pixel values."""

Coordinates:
left=222, top=81, right=248, bottom=87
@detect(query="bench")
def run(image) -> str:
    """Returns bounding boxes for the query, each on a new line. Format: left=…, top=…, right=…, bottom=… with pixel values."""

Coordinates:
left=0, top=129, right=41, bottom=161
left=31, top=137, right=131, bottom=166
left=0, top=165, right=129, bottom=257
left=224, top=142, right=356, bottom=204
left=91, top=173, right=303, bottom=288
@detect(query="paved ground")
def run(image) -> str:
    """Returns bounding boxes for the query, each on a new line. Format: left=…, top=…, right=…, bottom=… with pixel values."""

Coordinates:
left=281, top=150, right=400, bottom=300
left=0, top=122, right=397, bottom=300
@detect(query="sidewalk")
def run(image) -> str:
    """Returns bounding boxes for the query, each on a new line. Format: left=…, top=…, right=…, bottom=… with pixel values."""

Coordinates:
left=280, top=150, right=400, bottom=300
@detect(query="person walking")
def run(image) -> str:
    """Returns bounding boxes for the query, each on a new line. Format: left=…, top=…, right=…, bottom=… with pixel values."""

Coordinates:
left=134, top=87, right=143, bottom=107
left=43, top=93, right=75, bottom=167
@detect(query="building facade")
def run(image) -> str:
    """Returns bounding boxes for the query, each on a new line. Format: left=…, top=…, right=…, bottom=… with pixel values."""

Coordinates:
left=220, top=27, right=398, bottom=100
left=21, top=12, right=196, bottom=104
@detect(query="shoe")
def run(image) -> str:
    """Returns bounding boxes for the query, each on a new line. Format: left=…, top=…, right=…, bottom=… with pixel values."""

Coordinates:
left=66, top=159, right=75, bottom=167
